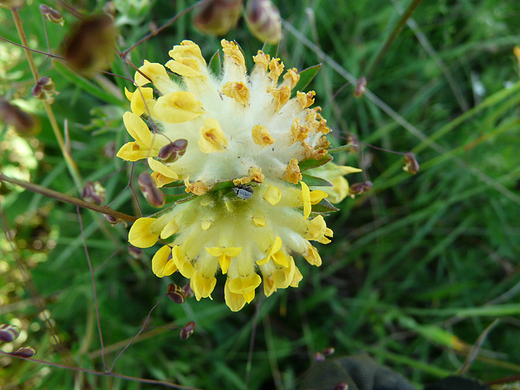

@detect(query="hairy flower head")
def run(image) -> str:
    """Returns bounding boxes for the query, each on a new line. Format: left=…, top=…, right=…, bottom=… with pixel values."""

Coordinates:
left=118, top=40, right=358, bottom=311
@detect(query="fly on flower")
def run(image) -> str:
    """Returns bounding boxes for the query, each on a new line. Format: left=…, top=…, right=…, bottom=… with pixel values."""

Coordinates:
left=117, top=40, right=361, bottom=311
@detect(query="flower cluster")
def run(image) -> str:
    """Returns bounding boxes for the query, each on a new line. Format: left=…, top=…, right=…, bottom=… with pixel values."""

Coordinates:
left=117, top=40, right=360, bottom=311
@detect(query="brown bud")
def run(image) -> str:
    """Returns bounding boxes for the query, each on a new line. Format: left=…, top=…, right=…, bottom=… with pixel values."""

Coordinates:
left=193, top=0, right=243, bottom=36
left=349, top=180, right=373, bottom=196
left=62, top=14, right=117, bottom=76
left=167, top=284, right=186, bottom=304
left=128, top=245, right=143, bottom=259
left=138, top=172, right=165, bottom=208
left=11, top=346, right=36, bottom=358
left=81, top=181, right=106, bottom=204
left=245, top=0, right=282, bottom=45
left=158, top=139, right=188, bottom=163
left=0, top=100, right=38, bottom=135
left=353, top=76, right=367, bottom=98
left=183, top=282, right=194, bottom=299
left=403, top=152, right=419, bottom=174
left=0, top=324, right=20, bottom=343
left=346, top=133, right=359, bottom=153
left=333, top=383, right=348, bottom=390
left=103, top=213, right=119, bottom=224
left=40, top=4, right=64, bottom=25
left=32, top=77, right=58, bottom=104
left=180, top=321, right=196, bottom=340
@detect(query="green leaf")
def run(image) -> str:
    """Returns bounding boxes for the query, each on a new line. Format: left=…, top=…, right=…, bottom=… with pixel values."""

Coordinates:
left=301, top=173, right=333, bottom=187
left=312, top=198, right=339, bottom=214
left=328, top=144, right=357, bottom=153
left=299, top=154, right=333, bottom=171
left=209, top=50, right=221, bottom=76
left=294, top=64, right=321, bottom=93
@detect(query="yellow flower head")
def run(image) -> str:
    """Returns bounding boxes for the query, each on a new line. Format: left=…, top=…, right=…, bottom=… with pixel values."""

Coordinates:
left=119, top=40, right=358, bottom=311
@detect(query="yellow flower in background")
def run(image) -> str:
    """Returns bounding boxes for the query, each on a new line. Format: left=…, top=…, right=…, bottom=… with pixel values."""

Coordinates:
left=118, top=40, right=359, bottom=311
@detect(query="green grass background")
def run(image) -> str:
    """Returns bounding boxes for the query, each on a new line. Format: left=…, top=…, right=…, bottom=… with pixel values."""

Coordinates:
left=1, top=0, right=520, bottom=388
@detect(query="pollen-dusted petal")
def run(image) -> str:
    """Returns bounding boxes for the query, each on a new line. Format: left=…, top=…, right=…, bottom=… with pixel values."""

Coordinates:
left=310, top=189, right=329, bottom=205
left=267, top=85, right=291, bottom=111
left=184, top=177, right=210, bottom=195
left=283, top=158, right=302, bottom=184
left=224, top=278, right=246, bottom=312
left=152, top=245, right=177, bottom=277
left=172, top=245, right=194, bottom=278
left=268, top=58, right=284, bottom=83
left=122, top=111, right=152, bottom=147
left=301, top=181, right=311, bottom=220
left=148, top=158, right=179, bottom=183
left=228, top=274, right=262, bottom=295
left=135, top=60, right=170, bottom=87
left=198, top=118, right=228, bottom=153
left=169, top=40, right=206, bottom=65
left=303, top=243, right=322, bottom=266
left=252, top=50, right=270, bottom=72
left=154, top=92, right=204, bottom=123
left=221, top=39, right=245, bottom=70
left=251, top=124, right=275, bottom=147
left=191, top=271, right=217, bottom=300
left=291, top=119, right=309, bottom=143
left=129, top=217, right=159, bottom=248
left=234, top=166, right=265, bottom=185
left=282, top=68, right=300, bottom=90
left=160, top=218, right=180, bottom=239
left=222, top=81, right=250, bottom=105
left=297, top=91, right=316, bottom=109
left=263, top=185, right=281, bottom=205
left=303, top=141, right=328, bottom=160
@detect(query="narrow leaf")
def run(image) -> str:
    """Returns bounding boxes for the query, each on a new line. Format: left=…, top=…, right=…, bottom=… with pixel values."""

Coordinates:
left=302, top=173, right=333, bottom=187
left=294, top=64, right=321, bottom=93
left=299, top=154, right=333, bottom=171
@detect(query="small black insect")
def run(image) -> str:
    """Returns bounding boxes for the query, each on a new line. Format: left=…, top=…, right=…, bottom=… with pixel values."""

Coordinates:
left=233, top=184, right=254, bottom=200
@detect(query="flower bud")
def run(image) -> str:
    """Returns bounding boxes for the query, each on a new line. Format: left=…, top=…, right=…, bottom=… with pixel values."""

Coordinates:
left=193, top=0, right=243, bottom=36
left=346, top=133, right=359, bottom=153
left=40, top=4, right=64, bottom=25
left=245, top=0, right=282, bottom=45
left=403, top=152, right=419, bottom=174
left=62, top=14, right=117, bottom=76
left=349, top=180, right=373, bottom=196
left=103, top=213, right=119, bottom=224
left=322, top=347, right=335, bottom=356
left=0, top=100, right=38, bottom=135
left=32, top=76, right=58, bottom=104
left=333, top=383, right=348, bottom=390
left=11, top=346, right=36, bottom=358
left=314, top=352, right=325, bottom=361
left=138, top=172, right=165, bottom=208
left=180, top=321, right=196, bottom=340
left=128, top=245, right=143, bottom=259
left=81, top=181, right=106, bottom=204
left=183, top=282, right=194, bottom=299
left=0, top=324, right=20, bottom=343
left=158, top=139, right=188, bottom=163
left=353, top=76, right=367, bottom=98
left=167, top=283, right=186, bottom=304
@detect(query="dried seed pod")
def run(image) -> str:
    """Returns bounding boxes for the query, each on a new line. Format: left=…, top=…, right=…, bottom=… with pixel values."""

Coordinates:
left=353, top=76, right=367, bottom=98
left=244, top=0, right=282, bottom=45
left=0, top=324, right=20, bottom=343
left=81, top=181, right=106, bottom=204
left=167, top=283, right=186, bottom=304
left=193, top=0, right=243, bottom=36
left=0, top=100, right=38, bottom=135
left=180, top=321, right=196, bottom=340
left=158, top=139, right=188, bottom=163
left=11, top=346, right=36, bottom=358
left=62, top=14, right=117, bottom=76
left=138, top=172, right=165, bottom=208
left=403, top=152, right=419, bottom=174
left=40, top=4, right=64, bottom=25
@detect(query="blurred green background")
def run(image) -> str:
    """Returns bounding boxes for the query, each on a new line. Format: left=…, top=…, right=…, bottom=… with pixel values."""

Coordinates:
left=1, top=0, right=520, bottom=388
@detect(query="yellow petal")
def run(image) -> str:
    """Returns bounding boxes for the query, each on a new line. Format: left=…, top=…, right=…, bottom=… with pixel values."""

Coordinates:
left=191, top=271, right=217, bottom=300
left=252, top=216, right=266, bottom=227
left=148, top=158, right=179, bottom=181
left=303, top=244, right=322, bottom=267
left=263, top=276, right=277, bottom=297
left=224, top=278, right=246, bottom=312
left=263, top=185, right=281, bottom=205
left=125, top=87, right=154, bottom=116
left=272, top=250, right=288, bottom=268
left=310, top=189, right=328, bottom=205
left=301, top=181, right=311, bottom=220
left=152, top=245, right=177, bottom=277
left=228, top=274, right=262, bottom=295
left=154, top=92, right=204, bottom=123
left=222, top=81, right=250, bottom=105
left=221, top=39, right=245, bottom=70
left=283, top=158, right=302, bottom=184
left=165, top=59, right=203, bottom=77
left=172, top=245, right=194, bottom=278
left=290, top=265, right=303, bottom=287
left=123, top=111, right=152, bottom=147
left=198, top=118, right=228, bottom=153
left=169, top=40, right=206, bottom=64
left=116, top=142, right=153, bottom=162
left=128, top=217, right=159, bottom=248
left=160, top=217, right=180, bottom=239
left=135, top=61, right=169, bottom=86
left=251, top=124, right=275, bottom=147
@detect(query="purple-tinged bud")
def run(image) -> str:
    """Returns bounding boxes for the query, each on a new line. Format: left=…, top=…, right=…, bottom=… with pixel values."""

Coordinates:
left=11, top=346, right=36, bottom=358
left=403, top=152, right=419, bottom=174
left=322, top=347, right=335, bottom=356
left=245, top=0, right=282, bottom=45
left=333, top=383, right=348, bottom=390
left=0, top=324, right=20, bottom=343
left=314, top=352, right=325, bottom=361
left=81, top=181, right=106, bottom=204
left=183, top=282, right=194, bottom=299
left=193, top=0, right=243, bottom=36
left=354, top=76, right=367, bottom=98
left=167, top=284, right=186, bottom=304
left=103, top=213, right=119, bottom=224
left=180, top=321, right=196, bottom=340
left=349, top=180, right=373, bottom=196
left=128, top=245, right=143, bottom=259
left=32, top=77, right=58, bottom=104
left=158, top=139, right=188, bottom=163
left=40, top=4, right=64, bottom=25
left=138, top=172, right=165, bottom=208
